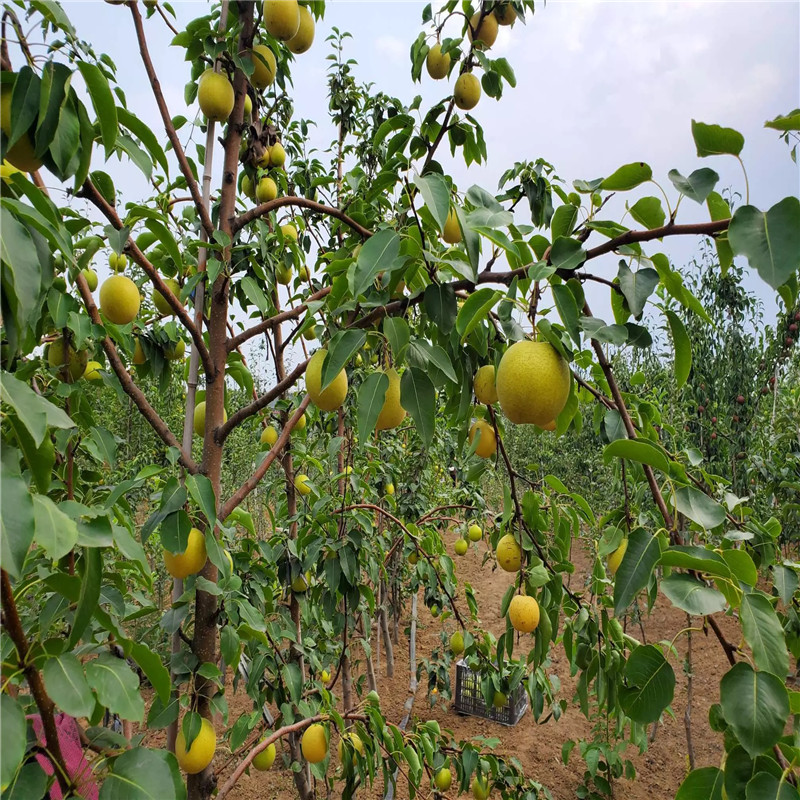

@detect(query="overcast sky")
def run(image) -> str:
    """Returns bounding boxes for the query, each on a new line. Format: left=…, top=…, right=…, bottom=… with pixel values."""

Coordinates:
left=55, top=1, right=800, bottom=374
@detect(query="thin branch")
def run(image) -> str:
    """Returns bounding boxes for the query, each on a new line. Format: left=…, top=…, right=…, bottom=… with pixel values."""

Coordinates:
left=77, top=179, right=214, bottom=375
left=75, top=272, right=199, bottom=473
left=216, top=357, right=310, bottom=443
left=231, top=195, right=372, bottom=237
left=128, top=2, right=214, bottom=237
left=219, top=397, right=311, bottom=520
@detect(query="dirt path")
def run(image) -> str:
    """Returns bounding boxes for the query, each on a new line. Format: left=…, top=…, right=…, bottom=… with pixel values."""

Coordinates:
left=219, top=528, right=734, bottom=799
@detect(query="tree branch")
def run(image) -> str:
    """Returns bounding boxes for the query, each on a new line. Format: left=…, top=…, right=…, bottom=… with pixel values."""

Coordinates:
left=1, top=570, right=71, bottom=794
left=216, top=357, right=309, bottom=443
left=219, top=397, right=311, bottom=521
left=231, top=195, right=372, bottom=237
left=128, top=1, right=214, bottom=237
left=75, top=272, right=200, bottom=473
left=77, top=179, right=214, bottom=375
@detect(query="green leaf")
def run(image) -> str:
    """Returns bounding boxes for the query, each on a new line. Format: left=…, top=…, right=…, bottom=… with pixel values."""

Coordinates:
left=7, top=414, right=54, bottom=493
left=728, top=198, right=800, bottom=290
left=628, top=196, right=666, bottom=230
left=722, top=549, right=758, bottom=587
left=619, top=644, right=675, bottom=724
left=8, top=68, right=40, bottom=149
left=602, top=439, right=670, bottom=474
left=282, top=663, right=303, bottom=705
left=551, top=284, right=581, bottom=345
left=613, top=527, right=662, bottom=616
left=400, top=368, right=435, bottom=447
left=667, top=168, right=719, bottom=204
left=0, top=694, right=27, bottom=790
left=415, top=173, right=450, bottom=232
left=660, top=546, right=731, bottom=578
left=349, top=229, right=401, bottom=298
left=144, top=218, right=183, bottom=275
left=660, top=573, right=727, bottom=615
left=1, top=208, right=43, bottom=339
left=186, top=473, right=217, bottom=532
left=601, top=162, right=653, bottom=191
left=99, top=747, right=186, bottom=800
left=76, top=61, right=117, bottom=158
left=42, top=653, right=95, bottom=717
left=407, top=340, right=457, bottom=382
left=550, top=204, right=578, bottom=240
left=423, top=284, right=457, bottom=334
left=765, top=110, right=800, bottom=132
left=68, top=546, right=102, bottom=647
left=740, top=593, right=790, bottom=678
left=617, top=262, right=659, bottom=317
left=549, top=236, right=586, bottom=271
left=745, top=772, right=800, bottom=800
left=674, top=486, right=727, bottom=529
left=720, top=662, right=789, bottom=758
left=33, top=494, right=79, bottom=560
left=455, top=287, right=502, bottom=342
left=117, top=106, right=169, bottom=177
left=126, top=641, right=172, bottom=707
left=707, top=191, right=734, bottom=274
left=675, top=767, right=724, bottom=800
left=357, top=372, right=389, bottom=442
left=321, top=329, right=365, bottom=390
left=3, top=762, right=49, bottom=800
left=86, top=652, right=145, bottom=723
left=772, top=565, right=799, bottom=606
left=0, top=450, right=35, bottom=579
left=692, top=120, right=745, bottom=157
left=664, top=309, right=692, bottom=388
left=84, top=426, right=117, bottom=468
left=383, top=318, right=410, bottom=363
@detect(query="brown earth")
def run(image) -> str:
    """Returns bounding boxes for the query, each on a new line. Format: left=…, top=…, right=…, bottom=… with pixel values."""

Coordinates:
left=209, top=529, right=735, bottom=799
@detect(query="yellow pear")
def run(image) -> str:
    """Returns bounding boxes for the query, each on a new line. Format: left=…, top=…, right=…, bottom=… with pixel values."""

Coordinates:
left=252, top=740, right=276, bottom=771
left=375, top=368, right=406, bottom=431
left=250, top=44, right=277, bottom=90
left=294, top=474, right=311, bottom=496
left=508, top=594, right=540, bottom=633
left=454, top=73, right=481, bottom=110
left=261, top=425, right=279, bottom=445
left=164, top=527, right=207, bottom=580
left=197, top=69, right=235, bottom=121
left=264, top=0, right=300, bottom=41
left=468, top=12, right=499, bottom=47
left=301, top=723, right=327, bottom=763
left=193, top=401, right=227, bottom=437
left=608, top=539, right=628, bottom=576
left=175, top=717, right=216, bottom=774
left=0, top=90, right=43, bottom=172
left=153, top=278, right=181, bottom=316
left=256, top=176, right=278, bottom=203
left=306, top=348, right=348, bottom=411
left=473, top=365, right=498, bottom=404
left=426, top=43, right=450, bottom=80
left=269, top=142, right=286, bottom=168
left=495, top=3, right=517, bottom=25
left=287, top=5, right=315, bottom=54
left=83, top=360, right=104, bottom=382
left=496, top=341, right=570, bottom=426
left=469, top=419, right=496, bottom=458
left=442, top=209, right=462, bottom=244
left=47, top=339, right=88, bottom=383
left=496, top=534, right=522, bottom=572
left=280, top=223, right=298, bottom=240
left=100, top=275, right=141, bottom=325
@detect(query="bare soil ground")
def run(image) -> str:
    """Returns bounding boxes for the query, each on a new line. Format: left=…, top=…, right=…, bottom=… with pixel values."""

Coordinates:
left=210, top=529, right=735, bottom=799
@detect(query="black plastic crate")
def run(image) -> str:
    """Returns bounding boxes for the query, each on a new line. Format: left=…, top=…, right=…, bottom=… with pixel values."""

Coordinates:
left=453, top=659, right=528, bottom=726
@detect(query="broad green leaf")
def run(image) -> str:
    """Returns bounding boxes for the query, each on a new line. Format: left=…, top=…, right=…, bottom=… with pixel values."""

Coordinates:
left=159, top=509, right=192, bottom=555
left=455, top=205, right=480, bottom=279
left=552, top=284, right=581, bottom=345
left=84, top=426, right=117, bottom=468
left=720, top=662, right=789, bottom=757
left=667, top=168, right=719, bottom=204
left=321, top=329, right=365, bottom=390
left=1, top=209, right=43, bottom=340
left=357, top=372, right=389, bottom=442
left=674, top=486, right=726, bottom=529
left=144, top=218, right=183, bottom=275
left=706, top=191, right=734, bottom=273
left=76, top=61, right=117, bottom=158
left=660, top=573, right=727, bottom=615
left=601, top=162, right=653, bottom=191
left=126, top=641, right=172, bottom=707
left=282, top=662, right=303, bottom=705
left=7, top=414, right=54, bottom=493
left=455, top=287, right=502, bottom=341
left=0, top=694, right=27, bottom=790
left=383, top=317, right=410, bottom=363
left=664, top=309, right=691, bottom=388
left=602, top=439, right=670, bottom=474
left=764, top=110, right=800, bottom=132
left=549, top=236, right=586, bottom=271
left=651, top=252, right=711, bottom=322
left=628, top=196, right=665, bottom=230
left=619, top=644, right=675, bottom=724
left=722, top=550, right=758, bottom=587
left=772, top=564, right=799, bottom=606
left=740, top=593, right=790, bottom=678
left=423, top=284, right=457, bottom=334
left=68, top=546, right=102, bottom=647
left=659, top=546, right=731, bottom=578
left=349, top=229, right=402, bottom=298
left=186, top=474, right=217, bottom=532
left=675, top=767, right=724, bottom=800
left=117, top=106, right=169, bottom=177
left=3, top=762, right=49, bottom=800
left=400, top=368, right=435, bottom=447
left=617, top=262, right=659, bottom=317
left=33, top=494, right=79, bottom=560
left=99, top=747, right=186, bottom=800
left=42, top=653, right=95, bottom=718
left=86, top=652, right=145, bottom=722
left=407, top=340, right=457, bottom=382
left=613, top=527, right=661, bottom=616
left=0, top=450, right=35, bottom=579
left=745, top=772, right=800, bottom=800
left=728, top=198, right=800, bottom=290
left=550, top=204, right=578, bottom=240
left=692, top=120, right=745, bottom=157
left=415, top=172, right=450, bottom=232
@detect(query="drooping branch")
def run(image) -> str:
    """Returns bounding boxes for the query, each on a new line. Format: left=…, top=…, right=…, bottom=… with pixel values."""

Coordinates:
left=219, top=397, right=311, bottom=521
left=75, top=273, right=200, bottom=473
left=77, top=179, right=214, bottom=375
left=230, top=195, right=373, bottom=237
left=1, top=570, right=71, bottom=794
left=128, top=2, right=214, bottom=237
left=216, top=357, right=310, bottom=443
